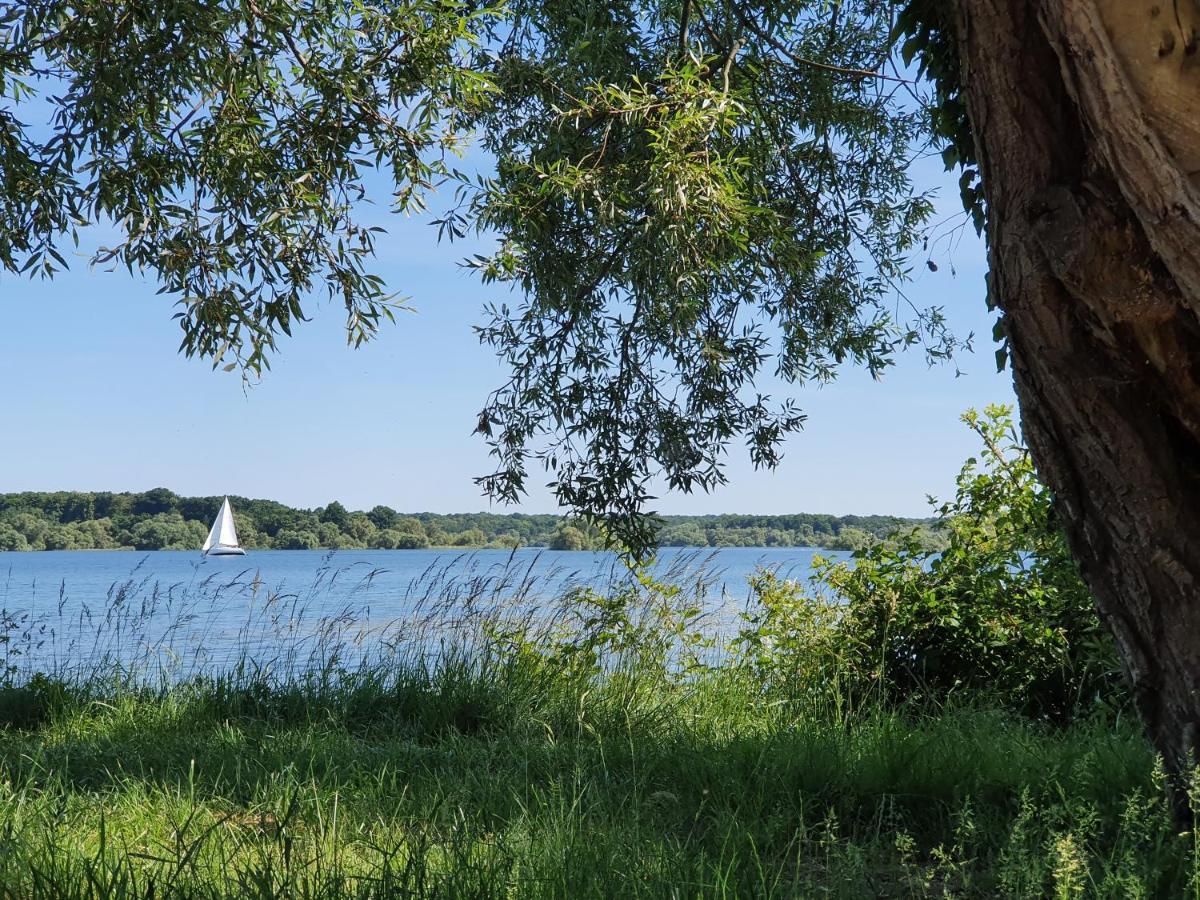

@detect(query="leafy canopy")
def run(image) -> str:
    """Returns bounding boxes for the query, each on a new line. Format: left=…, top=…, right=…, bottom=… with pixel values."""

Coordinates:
left=2, top=1, right=957, bottom=555
left=466, top=0, right=956, bottom=555
left=0, top=0, right=495, bottom=371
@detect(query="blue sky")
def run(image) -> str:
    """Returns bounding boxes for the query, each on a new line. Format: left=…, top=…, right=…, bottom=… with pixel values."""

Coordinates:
left=0, top=153, right=1015, bottom=517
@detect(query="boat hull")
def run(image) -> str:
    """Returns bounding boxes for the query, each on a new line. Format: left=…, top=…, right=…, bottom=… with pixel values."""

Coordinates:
left=205, top=546, right=246, bottom=557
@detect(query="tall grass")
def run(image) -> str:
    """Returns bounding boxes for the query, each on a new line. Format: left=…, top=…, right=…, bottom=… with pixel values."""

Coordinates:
left=0, top=551, right=737, bottom=683
left=0, top=555, right=1193, bottom=898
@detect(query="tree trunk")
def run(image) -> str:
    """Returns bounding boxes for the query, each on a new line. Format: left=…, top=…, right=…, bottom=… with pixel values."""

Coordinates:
left=953, top=0, right=1200, bottom=808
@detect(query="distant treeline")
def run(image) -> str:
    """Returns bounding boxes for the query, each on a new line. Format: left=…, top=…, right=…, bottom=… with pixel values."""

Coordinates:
left=0, top=490, right=937, bottom=552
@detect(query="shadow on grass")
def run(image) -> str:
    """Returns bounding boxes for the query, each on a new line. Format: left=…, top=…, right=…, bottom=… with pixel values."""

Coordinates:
left=0, top=673, right=1160, bottom=838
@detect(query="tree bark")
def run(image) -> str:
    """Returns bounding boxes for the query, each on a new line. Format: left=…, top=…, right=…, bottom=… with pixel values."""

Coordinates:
left=953, top=0, right=1200, bottom=808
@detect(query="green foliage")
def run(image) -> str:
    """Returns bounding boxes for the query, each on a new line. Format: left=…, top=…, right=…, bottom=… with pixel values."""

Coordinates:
left=343, top=513, right=377, bottom=544
left=890, top=2, right=1003, bottom=366
left=133, top=487, right=178, bottom=516
left=732, top=570, right=849, bottom=705
left=372, top=529, right=430, bottom=549
left=0, top=675, right=1186, bottom=897
left=829, top=525, right=874, bottom=551
left=892, top=0, right=979, bottom=228
left=315, top=521, right=346, bottom=548
left=0, top=673, right=66, bottom=730
left=0, top=0, right=498, bottom=373
left=470, top=0, right=957, bottom=555
left=549, top=524, right=588, bottom=551
left=547, top=519, right=607, bottom=551
left=0, top=489, right=935, bottom=552
left=273, top=528, right=320, bottom=550
left=452, top=527, right=489, bottom=546
left=318, top=501, right=350, bottom=529
left=736, top=406, right=1120, bottom=719
left=0, top=525, right=29, bottom=551
left=366, top=505, right=400, bottom=531
left=130, top=512, right=206, bottom=551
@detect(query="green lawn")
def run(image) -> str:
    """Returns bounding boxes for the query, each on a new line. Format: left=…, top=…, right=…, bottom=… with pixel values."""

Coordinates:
left=0, top=655, right=1192, bottom=898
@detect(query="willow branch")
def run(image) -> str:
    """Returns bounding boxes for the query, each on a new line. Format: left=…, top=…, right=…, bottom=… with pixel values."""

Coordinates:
left=725, top=0, right=916, bottom=85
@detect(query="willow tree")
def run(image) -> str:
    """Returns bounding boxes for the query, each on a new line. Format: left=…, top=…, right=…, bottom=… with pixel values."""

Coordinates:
left=909, top=0, right=1200, bottom=799
left=7, top=1, right=1200, bottom=791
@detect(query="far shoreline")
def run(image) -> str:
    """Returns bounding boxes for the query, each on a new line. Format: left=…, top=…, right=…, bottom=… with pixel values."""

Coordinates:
left=0, top=544, right=851, bottom=554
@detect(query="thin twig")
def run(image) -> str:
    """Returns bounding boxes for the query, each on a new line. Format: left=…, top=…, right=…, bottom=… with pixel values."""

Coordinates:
left=679, top=0, right=693, bottom=55
left=724, top=0, right=916, bottom=85
left=720, top=37, right=745, bottom=97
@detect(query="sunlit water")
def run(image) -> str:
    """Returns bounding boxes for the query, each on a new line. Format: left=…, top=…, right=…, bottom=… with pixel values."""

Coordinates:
left=0, top=547, right=849, bottom=678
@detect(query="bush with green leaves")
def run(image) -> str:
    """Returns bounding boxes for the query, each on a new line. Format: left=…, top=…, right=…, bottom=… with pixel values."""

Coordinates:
left=732, top=570, right=852, bottom=713
left=736, top=406, right=1122, bottom=719
left=372, top=529, right=430, bottom=550
left=0, top=525, right=30, bottom=552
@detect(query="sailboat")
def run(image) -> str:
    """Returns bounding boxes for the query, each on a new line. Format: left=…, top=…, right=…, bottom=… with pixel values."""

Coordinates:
left=202, top=497, right=246, bottom=556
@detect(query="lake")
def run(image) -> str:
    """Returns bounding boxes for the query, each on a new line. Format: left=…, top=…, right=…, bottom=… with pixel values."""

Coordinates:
left=0, top=547, right=848, bottom=678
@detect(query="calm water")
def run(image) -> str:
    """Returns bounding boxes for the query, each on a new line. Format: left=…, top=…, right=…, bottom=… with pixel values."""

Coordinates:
left=0, top=547, right=847, bottom=677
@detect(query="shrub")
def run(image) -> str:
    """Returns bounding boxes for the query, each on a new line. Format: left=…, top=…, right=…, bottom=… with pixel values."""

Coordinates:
left=736, top=406, right=1123, bottom=720
left=549, top=525, right=587, bottom=551
left=372, top=529, right=430, bottom=549
left=834, top=406, right=1121, bottom=717
left=732, top=571, right=851, bottom=710
left=273, top=528, right=320, bottom=550
left=0, top=525, right=30, bottom=551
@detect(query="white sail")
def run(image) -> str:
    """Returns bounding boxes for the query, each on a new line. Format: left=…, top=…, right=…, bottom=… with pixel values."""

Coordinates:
left=201, top=514, right=218, bottom=553
left=203, top=498, right=243, bottom=555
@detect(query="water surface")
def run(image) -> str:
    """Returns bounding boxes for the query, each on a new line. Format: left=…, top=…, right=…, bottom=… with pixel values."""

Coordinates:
left=0, top=547, right=848, bottom=676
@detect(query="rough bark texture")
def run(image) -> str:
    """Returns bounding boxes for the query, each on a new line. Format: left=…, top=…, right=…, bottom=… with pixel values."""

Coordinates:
left=953, top=0, right=1200, bottom=803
